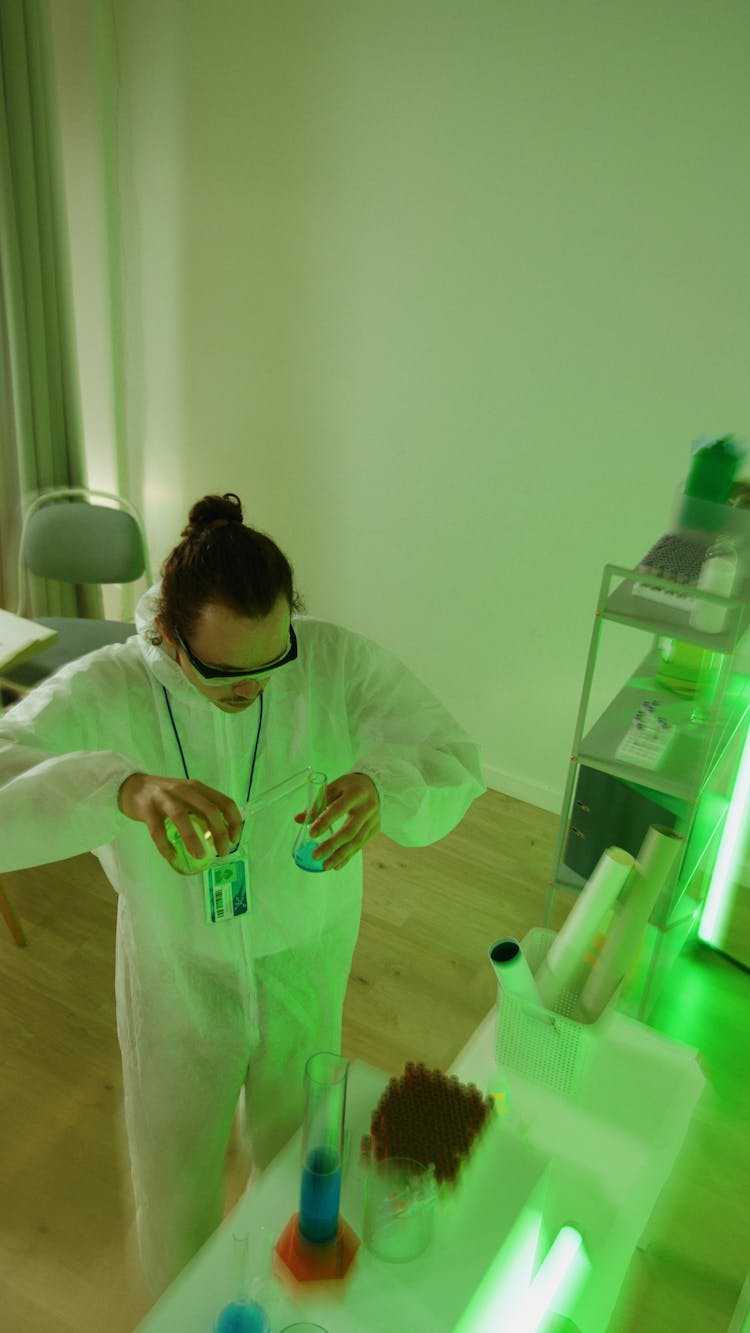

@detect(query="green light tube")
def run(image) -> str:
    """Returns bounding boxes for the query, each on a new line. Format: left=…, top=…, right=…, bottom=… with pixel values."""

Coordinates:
left=519, top=1225, right=586, bottom=1331
left=699, top=710, right=750, bottom=947
left=452, top=1209, right=542, bottom=1332
left=453, top=1220, right=587, bottom=1332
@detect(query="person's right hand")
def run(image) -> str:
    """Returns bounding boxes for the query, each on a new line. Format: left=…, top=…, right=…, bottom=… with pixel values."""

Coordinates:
left=117, top=773, right=244, bottom=864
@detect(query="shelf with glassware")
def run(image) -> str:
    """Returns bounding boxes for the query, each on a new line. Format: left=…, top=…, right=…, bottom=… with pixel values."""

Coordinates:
left=544, top=561, right=750, bottom=1023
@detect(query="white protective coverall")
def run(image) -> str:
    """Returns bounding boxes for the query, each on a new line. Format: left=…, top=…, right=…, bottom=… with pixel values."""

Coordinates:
left=0, top=583, right=486, bottom=1298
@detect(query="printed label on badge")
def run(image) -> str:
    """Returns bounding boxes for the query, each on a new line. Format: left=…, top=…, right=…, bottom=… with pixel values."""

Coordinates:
left=203, top=853, right=250, bottom=924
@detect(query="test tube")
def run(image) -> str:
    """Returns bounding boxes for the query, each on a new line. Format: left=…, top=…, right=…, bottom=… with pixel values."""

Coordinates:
left=242, top=767, right=314, bottom=820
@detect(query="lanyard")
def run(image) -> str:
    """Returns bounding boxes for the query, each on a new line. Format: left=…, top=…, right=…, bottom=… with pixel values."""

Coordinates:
left=162, top=686, right=264, bottom=807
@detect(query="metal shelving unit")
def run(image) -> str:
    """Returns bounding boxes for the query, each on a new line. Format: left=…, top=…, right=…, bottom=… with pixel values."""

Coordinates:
left=544, top=554, right=750, bottom=1023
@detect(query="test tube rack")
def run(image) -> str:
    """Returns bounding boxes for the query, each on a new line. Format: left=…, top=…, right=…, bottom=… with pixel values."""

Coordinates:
left=359, top=1062, right=495, bottom=1188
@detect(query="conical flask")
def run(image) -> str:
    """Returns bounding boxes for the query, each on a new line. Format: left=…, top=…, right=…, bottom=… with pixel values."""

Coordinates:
left=213, top=1230, right=272, bottom=1332
left=292, top=772, right=328, bottom=873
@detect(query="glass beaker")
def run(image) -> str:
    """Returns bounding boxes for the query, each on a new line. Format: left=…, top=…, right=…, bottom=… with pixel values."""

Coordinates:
left=298, top=1052, right=348, bottom=1245
left=363, top=1156, right=437, bottom=1262
left=292, top=771, right=328, bottom=873
left=165, top=812, right=229, bottom=876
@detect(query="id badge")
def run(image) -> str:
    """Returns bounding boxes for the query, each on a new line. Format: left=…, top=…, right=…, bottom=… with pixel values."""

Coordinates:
left=203, top=851, right=250, bottom=925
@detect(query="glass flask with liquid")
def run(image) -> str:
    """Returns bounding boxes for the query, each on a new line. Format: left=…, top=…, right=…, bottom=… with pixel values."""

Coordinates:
left=164, top=766, right=319, bottom=876
left=298, top=1052, right=348, bottom=1245
left=213, top=1230, right=274, bottom=1333
left=274, top=1051, right=359, bottom=1286
left=291, top=771, right=328, bottom=873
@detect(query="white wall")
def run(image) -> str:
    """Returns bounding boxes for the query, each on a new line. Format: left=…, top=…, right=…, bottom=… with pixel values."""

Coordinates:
left=48, top=0, right=750, bottom=814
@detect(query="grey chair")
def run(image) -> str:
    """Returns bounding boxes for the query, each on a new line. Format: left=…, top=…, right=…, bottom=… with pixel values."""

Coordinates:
left=0, top=486, right=152, bottom=696
left=0, top=486, right=152, bottom=946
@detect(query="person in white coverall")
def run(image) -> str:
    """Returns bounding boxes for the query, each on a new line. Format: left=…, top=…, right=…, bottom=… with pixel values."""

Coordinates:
left=0, top=492, right=486, bottom=1299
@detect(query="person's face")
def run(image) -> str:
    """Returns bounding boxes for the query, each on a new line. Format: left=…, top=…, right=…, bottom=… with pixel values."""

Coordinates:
left=156, top=598, right=292, bottom=713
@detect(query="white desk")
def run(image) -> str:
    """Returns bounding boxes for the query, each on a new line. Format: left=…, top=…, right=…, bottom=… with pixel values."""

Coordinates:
left=136, top=1006, right=705, bottom=1332
left=453, top=1007, right=705, bottom=1330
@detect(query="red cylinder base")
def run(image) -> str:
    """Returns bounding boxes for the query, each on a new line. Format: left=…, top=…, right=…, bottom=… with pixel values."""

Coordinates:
left=274, top=1212, right=360, bottom=1289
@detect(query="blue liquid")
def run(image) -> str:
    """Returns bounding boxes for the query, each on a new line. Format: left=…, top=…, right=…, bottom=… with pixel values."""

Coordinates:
left=299, top=1145, right=342, bottom=1243
left=213, top=1300, right=270, bottom=1333
left=293, top=839, right=325, bottom=873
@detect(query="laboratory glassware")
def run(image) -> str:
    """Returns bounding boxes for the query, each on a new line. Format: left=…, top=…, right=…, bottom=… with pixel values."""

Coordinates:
left=363, top=1156, right=437, bottom=1262
left=299, top=1051, right=347, bottom=1244
left=164, top=766, right=315, bottom=875
left=291, top=771, right=328, bottom=872
left=213, top=1230, right=271, bottom=1333
left=279, top=1325, right=330, bottom=1331
left=275, top=1051, right=360, bottom=1282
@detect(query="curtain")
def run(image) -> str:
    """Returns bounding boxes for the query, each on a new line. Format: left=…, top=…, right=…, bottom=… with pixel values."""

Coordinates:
left=0, top=0, right=102, bottom=620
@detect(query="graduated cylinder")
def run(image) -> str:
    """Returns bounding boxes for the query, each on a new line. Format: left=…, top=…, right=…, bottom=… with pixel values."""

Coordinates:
left=298, top=1052, right=348, bottom=1244
left=274, top=1047, right=360, bottom=1284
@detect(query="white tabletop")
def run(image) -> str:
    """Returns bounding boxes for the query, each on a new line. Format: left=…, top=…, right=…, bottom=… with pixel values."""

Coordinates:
left=452, top=1005, right=705, bottom=1331
left=136, top=1004, right=705, bottom=1333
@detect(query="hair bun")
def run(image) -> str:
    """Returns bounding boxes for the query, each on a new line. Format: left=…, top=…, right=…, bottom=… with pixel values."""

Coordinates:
left=183, top=492, right=243, bottom=540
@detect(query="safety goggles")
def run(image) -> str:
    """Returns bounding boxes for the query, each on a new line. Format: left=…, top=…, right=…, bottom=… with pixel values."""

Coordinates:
left=175, top=623, right=298, bottom=684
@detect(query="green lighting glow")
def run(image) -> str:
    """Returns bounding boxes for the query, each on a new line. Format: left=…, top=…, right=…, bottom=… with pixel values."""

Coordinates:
left=452, top=1207, right=541, bottom=1332
left=699, top=710, right=750, bottom=947
left=521, top=1225, right=587, bottom=1331
left=452, top=1219, right=588, bottom=1332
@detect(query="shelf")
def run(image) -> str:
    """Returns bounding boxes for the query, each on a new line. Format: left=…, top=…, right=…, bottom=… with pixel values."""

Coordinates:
left=602, top=565, right=750, bottom=651
left=660, top=792, right=727, bottom=927
left=618, top=897, right=701, bottom=1020
left=576, top=647, right=750, bottom=802
left=548, top=507, right=750, bottom=1019
left=553, top=864, right=586, bottom=893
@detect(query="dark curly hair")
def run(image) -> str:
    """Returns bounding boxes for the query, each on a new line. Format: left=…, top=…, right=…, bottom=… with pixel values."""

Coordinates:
left=144, top=492, right=306, bottom=647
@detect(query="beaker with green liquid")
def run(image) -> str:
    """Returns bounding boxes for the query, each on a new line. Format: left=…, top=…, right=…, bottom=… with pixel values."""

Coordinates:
left=164, top=766, right=321, bottom=876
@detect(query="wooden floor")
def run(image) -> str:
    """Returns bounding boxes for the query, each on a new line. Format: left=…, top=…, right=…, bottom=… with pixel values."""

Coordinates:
left=0, top=786, right=747, bottom=1331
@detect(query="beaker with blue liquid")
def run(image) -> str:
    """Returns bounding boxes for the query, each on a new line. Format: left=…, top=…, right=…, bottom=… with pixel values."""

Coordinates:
left=291, top=771, right=328, bottom=873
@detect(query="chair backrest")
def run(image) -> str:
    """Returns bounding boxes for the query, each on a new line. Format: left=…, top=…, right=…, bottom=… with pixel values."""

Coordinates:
left=16, top=487, right=153, bottom=617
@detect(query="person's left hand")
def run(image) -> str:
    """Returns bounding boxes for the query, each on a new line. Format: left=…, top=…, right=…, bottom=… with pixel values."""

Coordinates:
left=294, top=772, right=381, bottom=871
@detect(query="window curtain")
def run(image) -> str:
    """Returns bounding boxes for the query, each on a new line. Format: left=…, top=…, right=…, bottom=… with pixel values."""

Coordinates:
left=0, top=0, right=102, bottom=621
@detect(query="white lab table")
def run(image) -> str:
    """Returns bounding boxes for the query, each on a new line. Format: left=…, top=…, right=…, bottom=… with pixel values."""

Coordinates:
left=135, top=1004, right=705, bottom=1332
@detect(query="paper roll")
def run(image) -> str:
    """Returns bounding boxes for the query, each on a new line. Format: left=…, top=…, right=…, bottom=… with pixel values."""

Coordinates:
left=489, top=938, right=543, bottom=1007
left=562, top=911, right=614, bottom=995
left=577, top=825, right=684, bottom=1022
left=534, top=847, right=635, bottom=1011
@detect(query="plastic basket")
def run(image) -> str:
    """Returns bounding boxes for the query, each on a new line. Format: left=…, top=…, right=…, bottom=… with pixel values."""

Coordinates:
left=494, top=926, right=619, bottom=1098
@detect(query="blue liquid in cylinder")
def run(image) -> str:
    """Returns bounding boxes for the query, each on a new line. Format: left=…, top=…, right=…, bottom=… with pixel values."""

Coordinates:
left=299, top=1145, right=342, bottom=1243
left=293, top=839, right=325, bottom=873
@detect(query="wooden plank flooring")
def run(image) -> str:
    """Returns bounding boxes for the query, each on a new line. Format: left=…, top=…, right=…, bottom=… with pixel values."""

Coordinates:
left=0, top=787, right=746, bottom=1331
